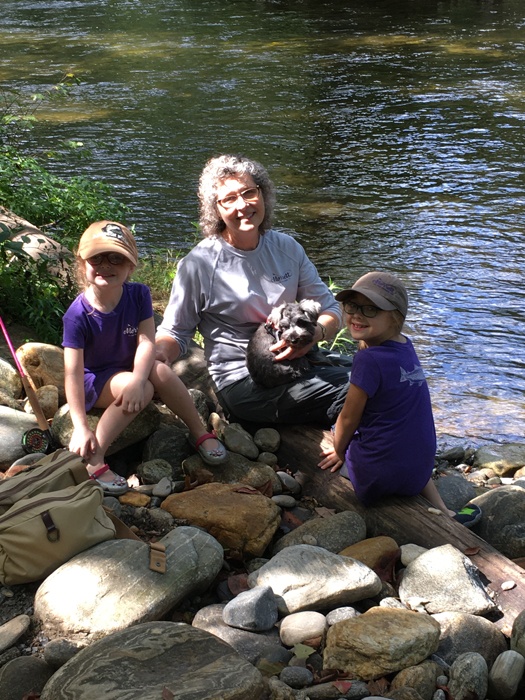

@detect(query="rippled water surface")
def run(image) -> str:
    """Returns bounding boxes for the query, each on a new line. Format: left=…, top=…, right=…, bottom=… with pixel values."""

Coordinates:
left=2, top=0, right=525, bottom=445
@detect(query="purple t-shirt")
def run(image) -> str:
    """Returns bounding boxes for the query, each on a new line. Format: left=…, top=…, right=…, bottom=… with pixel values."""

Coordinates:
left=62, top=282, right=153, bottom=410
left=342, top=337, right=436, bottom=505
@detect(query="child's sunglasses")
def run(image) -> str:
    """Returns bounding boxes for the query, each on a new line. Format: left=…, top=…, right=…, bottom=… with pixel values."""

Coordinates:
left=86, top=252, right=127, bottom=266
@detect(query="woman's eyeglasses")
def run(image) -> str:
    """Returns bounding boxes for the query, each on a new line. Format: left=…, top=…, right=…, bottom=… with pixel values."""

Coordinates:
left=343, top=301, right=382, bottom=318
left=217, top=186, right=260, bottom=209
left=86, top=252, right=127, bottom=266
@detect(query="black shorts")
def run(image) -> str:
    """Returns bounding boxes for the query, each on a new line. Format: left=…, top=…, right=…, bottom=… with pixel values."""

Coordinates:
left=216, top=350, right=352, bottom=428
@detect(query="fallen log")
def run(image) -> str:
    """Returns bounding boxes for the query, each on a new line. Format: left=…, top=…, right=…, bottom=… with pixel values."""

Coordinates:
left=277, top=423, right=525, bottom=638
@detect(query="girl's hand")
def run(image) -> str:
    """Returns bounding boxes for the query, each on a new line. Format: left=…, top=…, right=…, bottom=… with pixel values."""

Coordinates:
left=115, top=377, right=148, bottom=413
left=115, top=381, right=146, bottom=413
left=69, top=426, right=97, bottom=459
left=318, top=448, right=343, bottom=473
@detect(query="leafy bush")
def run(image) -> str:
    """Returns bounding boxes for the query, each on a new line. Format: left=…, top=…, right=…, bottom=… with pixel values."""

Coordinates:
left=0, top=223, right=75, bottom=344
left=0, top=149, right=128, bottom=249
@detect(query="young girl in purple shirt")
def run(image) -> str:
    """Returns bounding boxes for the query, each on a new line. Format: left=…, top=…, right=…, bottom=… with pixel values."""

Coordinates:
left=318, top=271, right=481, bottom=528
left=63, top=221, right=226, bottom=494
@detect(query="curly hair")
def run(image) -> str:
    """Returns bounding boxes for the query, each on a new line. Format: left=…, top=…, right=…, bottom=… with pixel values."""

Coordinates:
left=198, top=154, right=276, bottom=238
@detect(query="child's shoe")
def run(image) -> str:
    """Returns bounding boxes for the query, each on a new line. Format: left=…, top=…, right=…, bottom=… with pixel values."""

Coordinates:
left=89, top=464, right=128, bottom=495
left=454, top=504, right=482, bottom=528
left=189, top=432, right=227, bottom=466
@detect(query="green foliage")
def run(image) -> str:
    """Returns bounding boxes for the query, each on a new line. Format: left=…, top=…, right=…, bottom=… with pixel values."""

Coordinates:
left=134, top=246, right=183, bottom=305
left=0, top=149, right=128, bottom=249
left=0, top=223, right=76, bottom=344
left=134, top=225, right=201, bottom=307
left=319, top=278, right=356, bottom=355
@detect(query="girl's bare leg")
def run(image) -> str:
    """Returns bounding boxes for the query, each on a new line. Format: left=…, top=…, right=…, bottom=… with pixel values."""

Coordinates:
left=420, top=478, right=455, bottom=517
left=149, top=361, right=220, bottom=452
left=88, top=372, right=154, bottom=481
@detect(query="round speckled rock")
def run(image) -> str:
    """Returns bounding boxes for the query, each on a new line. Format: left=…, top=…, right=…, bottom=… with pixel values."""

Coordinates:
left=279, top=665, right=314, bottom=689
left=272, top=495, right=297, bottom=509
left=40, top=622, right=267, bottom=700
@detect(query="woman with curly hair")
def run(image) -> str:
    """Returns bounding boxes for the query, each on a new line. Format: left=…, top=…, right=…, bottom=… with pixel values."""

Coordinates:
left=155, top=154, right=351, bottom=426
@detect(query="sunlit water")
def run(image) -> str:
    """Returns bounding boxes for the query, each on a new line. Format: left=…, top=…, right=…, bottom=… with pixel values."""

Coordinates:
left=2, top=0, right=525, bottom=447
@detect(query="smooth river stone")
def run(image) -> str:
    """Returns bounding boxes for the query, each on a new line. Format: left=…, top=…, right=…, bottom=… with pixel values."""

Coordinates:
left=40, top=621, right=267, bottom=700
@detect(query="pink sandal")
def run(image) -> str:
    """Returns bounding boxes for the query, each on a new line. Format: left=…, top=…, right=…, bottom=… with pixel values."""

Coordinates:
left=89, top=464, right=128, bottom=495
left=189, top=432, right=227, bottom=466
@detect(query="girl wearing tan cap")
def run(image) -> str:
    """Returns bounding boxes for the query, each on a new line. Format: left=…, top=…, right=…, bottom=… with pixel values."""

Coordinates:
left=63, top=221, right=226, bottom=494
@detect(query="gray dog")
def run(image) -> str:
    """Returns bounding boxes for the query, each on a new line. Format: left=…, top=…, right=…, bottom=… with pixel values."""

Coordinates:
left=246, top=300, right=321, bottom=388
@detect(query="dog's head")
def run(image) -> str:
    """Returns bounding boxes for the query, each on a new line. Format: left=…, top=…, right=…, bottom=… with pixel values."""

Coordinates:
left=266, top=300, right=321, bottom=347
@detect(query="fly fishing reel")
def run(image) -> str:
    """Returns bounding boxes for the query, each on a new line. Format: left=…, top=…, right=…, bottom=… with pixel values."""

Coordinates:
left=22, top=427, right=52, bottom=454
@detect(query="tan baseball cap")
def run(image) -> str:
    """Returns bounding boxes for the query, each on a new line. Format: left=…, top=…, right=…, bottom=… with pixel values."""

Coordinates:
left=335, top=271, right=408, bottom=318
left=77, top=221, right=138, bottom=266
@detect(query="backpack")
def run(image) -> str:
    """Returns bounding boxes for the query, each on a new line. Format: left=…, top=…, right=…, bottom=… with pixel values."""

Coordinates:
left=0, top=449, right=116, bottom=585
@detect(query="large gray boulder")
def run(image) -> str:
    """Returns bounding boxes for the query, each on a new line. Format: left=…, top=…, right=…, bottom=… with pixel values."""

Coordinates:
left=471, top=486, right=525, bottom=558
left=52, top=401, right=162, bottom=455
left=0, top=405, right=39, bottom=470
left=192, top=603, right=282, bottom=665
left=248, top=544, right=382, bottom=614
left=40, top=622, right=267, bottom=700
left=433, top=611, right=508, bottom=668
left=398, top=544, right=496, bottom=616
left=473, top=443, right=525, bottom=477
left=34, top=526, right=224, bottom=642
left=142, top=424, right=193, bottom=477
left=272, top=510, right=366, bottom=555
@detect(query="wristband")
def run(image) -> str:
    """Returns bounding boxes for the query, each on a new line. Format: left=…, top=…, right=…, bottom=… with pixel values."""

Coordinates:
left=317, top=322, right=327, bottom=341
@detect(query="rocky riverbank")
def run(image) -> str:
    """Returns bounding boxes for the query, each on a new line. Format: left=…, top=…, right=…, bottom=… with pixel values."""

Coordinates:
left=2, top=336, right=525, bottom=699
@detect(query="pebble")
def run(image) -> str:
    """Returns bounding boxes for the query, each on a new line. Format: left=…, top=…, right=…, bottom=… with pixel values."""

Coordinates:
left=279, top=666, right=314, bottom=689
left=272, top=495, right=297, bottom=508
left=152, top=476, right=173, bottom=497
left=279, top=611, right=327, bottom=647
left=43, top=638, right=84, bottom=670
left=326, top=606, right=360, bottom=625
left=0, top=615, right=30, bottom=654
left=276, top=471, right=302, bottom=495
left=257, top=452, right=278, bottom=466
left=222, top=586, right=279, bottom=632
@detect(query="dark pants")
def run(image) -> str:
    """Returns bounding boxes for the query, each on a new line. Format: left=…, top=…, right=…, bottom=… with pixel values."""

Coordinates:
left=216, top=350, right=352, bottom=429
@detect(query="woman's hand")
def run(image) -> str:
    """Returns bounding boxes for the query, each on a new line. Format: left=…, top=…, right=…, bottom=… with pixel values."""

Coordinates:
left=69, top=425, right=98, bottom=459
left=318, top=448, right=343, bottom=473
left=269, top=337, right=315, bottom=361
left=155, top=335, right=181, bottom=366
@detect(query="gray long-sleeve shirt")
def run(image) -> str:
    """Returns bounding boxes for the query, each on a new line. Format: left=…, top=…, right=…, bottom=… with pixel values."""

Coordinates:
left=156, top=229, right=342, bottom=391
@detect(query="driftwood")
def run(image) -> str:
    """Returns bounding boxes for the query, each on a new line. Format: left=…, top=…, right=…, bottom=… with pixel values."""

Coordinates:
left=277, top=423, right=525, bottom=637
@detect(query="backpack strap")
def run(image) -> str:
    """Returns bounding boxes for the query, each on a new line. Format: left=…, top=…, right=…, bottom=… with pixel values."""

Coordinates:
left=102, top=507, right=167, bottom=574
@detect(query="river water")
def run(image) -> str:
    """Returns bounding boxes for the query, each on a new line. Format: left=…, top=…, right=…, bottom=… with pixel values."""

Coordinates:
left=2, top=0, right=525, bottom=447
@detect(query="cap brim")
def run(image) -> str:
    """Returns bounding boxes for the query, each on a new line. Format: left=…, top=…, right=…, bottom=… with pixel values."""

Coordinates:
left=336, top=287, right=396, bottom=311
left=334, top=289, right=353, bottom=302
left=78, top=241, right=137, bottom=265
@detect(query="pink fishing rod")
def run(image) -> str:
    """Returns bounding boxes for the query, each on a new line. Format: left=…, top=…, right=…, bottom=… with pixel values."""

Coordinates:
left=0, top=315, right=54, bottom=453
